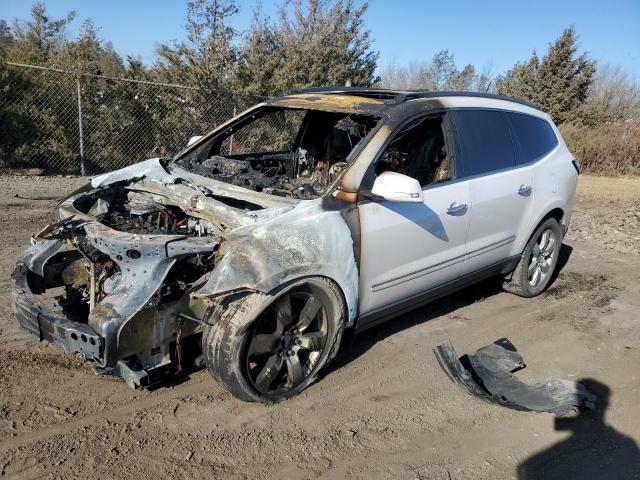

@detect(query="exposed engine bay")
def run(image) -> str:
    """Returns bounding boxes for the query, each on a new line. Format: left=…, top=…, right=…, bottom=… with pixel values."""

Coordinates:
left=177, top=108, right=379, bottom=199
left=13, top=169, right=291, bottom=387
left=57, top=192, right=217, bottom=316
left=98, top=188, right=223, bottom=236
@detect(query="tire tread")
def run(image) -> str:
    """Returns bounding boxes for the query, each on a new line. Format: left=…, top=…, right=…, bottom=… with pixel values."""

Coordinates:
left=202, top=278, right=346, bottom=403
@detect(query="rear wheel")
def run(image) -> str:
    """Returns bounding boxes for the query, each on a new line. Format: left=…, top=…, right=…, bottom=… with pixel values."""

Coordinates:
left=203, top=277, right=345, bottom=403
left=502, top=218, right=562, bottom=297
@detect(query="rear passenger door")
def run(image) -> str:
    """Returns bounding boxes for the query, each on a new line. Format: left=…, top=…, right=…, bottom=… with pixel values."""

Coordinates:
left=453, top=110, right=534, bottom=273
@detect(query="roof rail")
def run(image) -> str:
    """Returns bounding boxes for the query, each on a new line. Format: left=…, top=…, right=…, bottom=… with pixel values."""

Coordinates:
left=403, top=90, right=540, bottom=109
left=286, top=87, right=539, bottom=110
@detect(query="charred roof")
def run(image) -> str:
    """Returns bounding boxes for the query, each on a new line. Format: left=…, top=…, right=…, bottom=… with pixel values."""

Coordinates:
left=269, top=87, right=540, bottom=113
left=266, top=92, right=388, bottom=115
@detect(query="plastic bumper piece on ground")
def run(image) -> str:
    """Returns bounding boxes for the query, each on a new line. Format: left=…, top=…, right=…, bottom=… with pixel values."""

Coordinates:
left=433, top=337, right=596, bottom=416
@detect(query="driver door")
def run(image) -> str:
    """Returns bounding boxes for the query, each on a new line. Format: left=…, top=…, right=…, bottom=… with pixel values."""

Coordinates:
left=357, top=114, right=470, bottom=319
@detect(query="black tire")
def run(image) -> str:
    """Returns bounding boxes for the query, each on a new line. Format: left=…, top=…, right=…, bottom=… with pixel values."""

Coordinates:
left=202, top=277, right=346, bottom=403
left=502, top=217, right=563, bottom=297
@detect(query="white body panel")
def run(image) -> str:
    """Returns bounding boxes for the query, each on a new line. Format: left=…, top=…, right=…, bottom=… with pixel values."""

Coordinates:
left=354, top=96, right=577, bottom=319
left=464, top=166, right=534, bottom=272
left=358, top=181, right=471, bottom=314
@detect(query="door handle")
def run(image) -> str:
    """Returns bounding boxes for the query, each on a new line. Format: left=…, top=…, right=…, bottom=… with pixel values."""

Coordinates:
left=446, top=202, right=468, bottom=216
left=518, top=185, right=532, bottom=196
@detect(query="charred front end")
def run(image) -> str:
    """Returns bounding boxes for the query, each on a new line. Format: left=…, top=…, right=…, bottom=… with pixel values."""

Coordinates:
left=11, top=178, right=224, bottom=387
left=11, top=94, right=380, bottom=390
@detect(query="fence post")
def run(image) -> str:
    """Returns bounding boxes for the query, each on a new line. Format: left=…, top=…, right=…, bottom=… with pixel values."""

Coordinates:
left=228, top=104, right=237, bottom=155
left=76, top=77, right=85, bottom=176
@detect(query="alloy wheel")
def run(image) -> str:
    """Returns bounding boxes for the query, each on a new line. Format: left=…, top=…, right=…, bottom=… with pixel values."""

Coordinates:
left=245, top=289, right=329, bottom=396
left=527, top=228, right=557, bottom=287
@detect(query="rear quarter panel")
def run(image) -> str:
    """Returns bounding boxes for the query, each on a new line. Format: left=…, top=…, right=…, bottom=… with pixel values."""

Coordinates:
left=519, top=124, right=578, bottom=253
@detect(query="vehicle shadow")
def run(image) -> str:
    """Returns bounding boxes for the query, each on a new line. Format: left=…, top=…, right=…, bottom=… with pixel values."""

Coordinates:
left=517, top=379, right=640, bottom=479
left=382, top=201, right=449, bottom=241
left=327, top=243, right=573, bottom=375
left=549, top=242, right=572, bottom=285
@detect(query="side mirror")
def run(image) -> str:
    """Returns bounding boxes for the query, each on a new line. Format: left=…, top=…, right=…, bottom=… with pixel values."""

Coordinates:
left=370, top=171, right=424, bottom=203
left=187, top=135, right=203, bottom=147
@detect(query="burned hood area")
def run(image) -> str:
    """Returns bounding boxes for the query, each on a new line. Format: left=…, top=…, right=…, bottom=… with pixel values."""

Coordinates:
left=12, top=172, right=237, bottom=387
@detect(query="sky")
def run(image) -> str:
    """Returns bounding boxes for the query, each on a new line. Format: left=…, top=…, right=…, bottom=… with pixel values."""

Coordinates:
left=1, top=0, right=639, bottom=78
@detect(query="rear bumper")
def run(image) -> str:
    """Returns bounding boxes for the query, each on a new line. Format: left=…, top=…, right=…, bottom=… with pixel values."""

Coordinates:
left=11, top=261, right=103, bottom=360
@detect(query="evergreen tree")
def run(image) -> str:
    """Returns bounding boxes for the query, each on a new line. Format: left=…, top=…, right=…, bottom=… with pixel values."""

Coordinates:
left=496, top=27, right=596, bottom=124
left=8, top=3, right=75, bottom=64
left=54, top=20, right=124, bottom=75
left=233, top=6, right=281, bottom=96
left=155, top=0, right=239, bottom=90
left=236, top=0, right=379, bottom=95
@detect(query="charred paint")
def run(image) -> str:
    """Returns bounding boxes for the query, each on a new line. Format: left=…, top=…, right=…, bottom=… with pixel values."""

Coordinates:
left=267, top=93, right=386, bottom=115
left=194, top=199, right=360, bottom=324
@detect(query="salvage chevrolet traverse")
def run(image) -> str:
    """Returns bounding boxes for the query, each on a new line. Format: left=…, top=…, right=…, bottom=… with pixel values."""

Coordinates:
left=11, top=88, right=578, bottom=402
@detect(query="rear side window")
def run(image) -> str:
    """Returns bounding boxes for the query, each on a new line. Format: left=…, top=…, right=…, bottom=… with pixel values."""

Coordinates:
left=454, top=110, right=516, bottom=177
left=506, top=112, right=558, bottom=164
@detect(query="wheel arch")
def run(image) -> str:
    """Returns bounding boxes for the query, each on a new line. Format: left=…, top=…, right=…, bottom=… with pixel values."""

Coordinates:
left=205, top=273, right=353, bottom=329
left=264, top=274, right=350, bottom=321
left=193, top=201, right=360, bottom=326
left=516, top=203, right=566, bottom=254
left=543, top=207, right=566, bottom=226
left=201, top=274, right=348, bottom=403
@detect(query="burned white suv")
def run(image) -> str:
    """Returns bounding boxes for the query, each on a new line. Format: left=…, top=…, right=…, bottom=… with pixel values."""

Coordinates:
left=12, top=88, right=578, bottom=402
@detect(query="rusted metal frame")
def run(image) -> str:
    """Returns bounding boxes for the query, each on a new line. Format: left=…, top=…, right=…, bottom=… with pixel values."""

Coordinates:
left=52, top=193, right=220, bottom=369
left=124, top=179, right=254, bottom=230
left=84, top=222, right=219, bottom=368
left=11, top=262, right=103, bottom=359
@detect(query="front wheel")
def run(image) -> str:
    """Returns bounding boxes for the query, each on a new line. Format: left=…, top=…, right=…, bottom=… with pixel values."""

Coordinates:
left=202, top=277, right=346, bottom=403
left=502, top=218, right=562, bottom=297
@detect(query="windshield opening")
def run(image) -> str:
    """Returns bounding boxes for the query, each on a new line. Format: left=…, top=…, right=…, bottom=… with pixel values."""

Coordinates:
left=174, top=107, right=380, bottom=199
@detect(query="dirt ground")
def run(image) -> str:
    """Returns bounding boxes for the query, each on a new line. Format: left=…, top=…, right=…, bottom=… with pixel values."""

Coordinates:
left=0, top=174, right=639, bottom=480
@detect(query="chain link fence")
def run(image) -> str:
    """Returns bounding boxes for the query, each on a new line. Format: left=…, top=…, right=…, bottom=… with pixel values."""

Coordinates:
left=0, top=62, right=265, bottom=175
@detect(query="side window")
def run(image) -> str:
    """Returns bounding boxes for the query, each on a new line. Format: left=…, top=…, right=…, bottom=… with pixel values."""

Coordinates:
left=375, top=115, right=451, bottom=186
left=455, top=110, right=515, bottom=177
left=506, top=112, right=558, bottom=165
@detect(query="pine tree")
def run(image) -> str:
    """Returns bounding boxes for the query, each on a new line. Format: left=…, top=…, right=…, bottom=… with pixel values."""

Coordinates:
left=233, top=6, right=282, bottom=96
left=155, top=0, right=239, bottom=90
left=496, top=27, right=596, bottom=124
left=53, top=20, right=124, bottom=75
left=236, top=0, right=379, bottom=95
left=8, top=3, right=76, bottom=64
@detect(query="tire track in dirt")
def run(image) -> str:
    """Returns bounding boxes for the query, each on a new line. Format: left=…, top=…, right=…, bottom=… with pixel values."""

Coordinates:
left=0, top=376, right=211, bottom=451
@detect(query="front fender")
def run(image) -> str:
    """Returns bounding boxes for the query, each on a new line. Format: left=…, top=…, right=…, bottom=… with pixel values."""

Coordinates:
left=193, top=200, right=359, bottom=325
